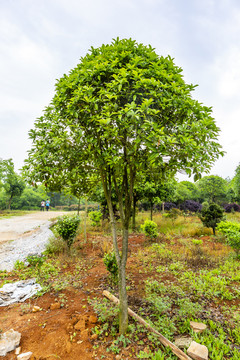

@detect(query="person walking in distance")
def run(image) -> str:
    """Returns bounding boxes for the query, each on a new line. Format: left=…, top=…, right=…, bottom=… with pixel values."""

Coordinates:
left=45, top=199, right=50, bottom=211
left=41, top=200, right=45, bottom=211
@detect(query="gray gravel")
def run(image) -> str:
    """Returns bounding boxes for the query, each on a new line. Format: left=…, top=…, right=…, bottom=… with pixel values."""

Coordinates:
left=0, top=222, right=53, bottom=271
left=0, top=211, right=67, bottom=272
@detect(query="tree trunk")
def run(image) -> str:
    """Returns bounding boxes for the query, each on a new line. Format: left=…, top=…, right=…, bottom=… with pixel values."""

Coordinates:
left=107, top=193, right=129, bottom=334
left=8, top=195, right=13, bottom=210
left=84, top=199, right=88, bottom=243
left=213, top=226, right=216, bottom=236
left=132, top=196, right=137, bottom=231
left=77, top=197, right=81, bottom=215
left=150, top=201, right=153, bottom=220
left=162, top=201, right=165, bottom=213
left=118, top=260, right=128, bottom=334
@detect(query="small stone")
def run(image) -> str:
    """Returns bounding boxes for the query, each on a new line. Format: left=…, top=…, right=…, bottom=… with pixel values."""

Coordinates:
left=187, top=341, right=208, bottom=360
left=17, top=352, right=33, bottom=360
left=89, top=315, right=98, bottom=324
left=81, top=328, right=89, bottom=341
left=15, top=346, right=21, bottom=355
left=32, top=306, right=41, bottom=313
left=91, top=333, right=98, bottom=340
left=74, top=319, right=86, bottom=331
left=50, top=302, right=61, bottom=310
left=190, top=321, right=207, bottom=333
left=116, top=355, right=121, bottom=360
left=174, top=336, right=192, bottom=348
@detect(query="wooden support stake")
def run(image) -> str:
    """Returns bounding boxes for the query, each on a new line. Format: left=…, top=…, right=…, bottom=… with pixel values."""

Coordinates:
left=103, top=290, right=193, bottom=360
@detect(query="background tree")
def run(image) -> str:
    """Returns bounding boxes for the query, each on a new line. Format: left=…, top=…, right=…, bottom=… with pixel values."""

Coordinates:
left=24, top=38, right=223, bottom=333
left=199, top=203, right=225, bottom=235
left=135, top=176, right=175, bottom=220
left=232, top=164, right=240, bottom=202
left=173, top=182, right=192, bottom=204
left=179, top=180, right=200, bottom=201
left=0, top=158, right=25, bottom=209
left=197, top=175, right=227, bottom=204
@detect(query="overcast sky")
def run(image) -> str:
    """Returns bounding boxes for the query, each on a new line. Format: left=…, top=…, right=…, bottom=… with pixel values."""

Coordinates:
left=1, top=0, right=240, bottom=181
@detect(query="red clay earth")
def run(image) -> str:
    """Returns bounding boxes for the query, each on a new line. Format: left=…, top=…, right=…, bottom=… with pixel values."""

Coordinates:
left=0, top=234, right=148, bottom=360
left=0, top=232, right=237, bottom=359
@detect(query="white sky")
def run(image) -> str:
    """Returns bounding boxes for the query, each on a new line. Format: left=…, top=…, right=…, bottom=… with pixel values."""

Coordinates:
left=0, top=0, right=240, bottom=181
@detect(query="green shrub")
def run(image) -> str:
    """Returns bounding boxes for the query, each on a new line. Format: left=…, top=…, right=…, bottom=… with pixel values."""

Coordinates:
left=141, top=220, right=158, bottom=240
left=217, top=221, right=240, bottom=256
left=89, top=210, right=102, bottom=227
left=217, top=221, right=240, bottom=233
left=103, top=252, right=118, bottom=282
left=55, top=215, right=80, bottom=250
left=199, top=203, right=225, bottom=235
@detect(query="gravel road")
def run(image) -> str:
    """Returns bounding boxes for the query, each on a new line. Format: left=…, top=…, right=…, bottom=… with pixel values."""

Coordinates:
left=0, top=212, right=67, bottom=271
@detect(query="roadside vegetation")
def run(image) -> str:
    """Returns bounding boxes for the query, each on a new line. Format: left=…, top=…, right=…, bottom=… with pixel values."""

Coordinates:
left=1, top=210, right=240, bottom=359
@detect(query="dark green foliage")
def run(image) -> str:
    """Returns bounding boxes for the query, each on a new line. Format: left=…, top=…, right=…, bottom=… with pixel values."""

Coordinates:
left=103, top=252, right=118, bottom=282
left=56, top=215, right=80, bottom=249
left=199, top=203, right=225, bottom=235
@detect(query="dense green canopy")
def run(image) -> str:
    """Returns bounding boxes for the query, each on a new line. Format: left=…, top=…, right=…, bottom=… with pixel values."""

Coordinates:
left=24, top=38, right=223, bottom=334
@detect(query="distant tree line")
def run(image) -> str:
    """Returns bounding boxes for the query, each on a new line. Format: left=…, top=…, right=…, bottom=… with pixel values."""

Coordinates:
left=0, top=158, right=87, bottom=211
left=2, top=157, right=240, bottom=214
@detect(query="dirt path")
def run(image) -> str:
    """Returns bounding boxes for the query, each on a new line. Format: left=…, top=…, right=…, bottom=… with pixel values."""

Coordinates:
left=0, top=211, right=68, bottom=271
left=0, top=211, right=67, bottom=242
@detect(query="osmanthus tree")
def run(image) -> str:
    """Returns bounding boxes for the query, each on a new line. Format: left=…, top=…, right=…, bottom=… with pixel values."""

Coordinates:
left=24, top=38, right=223, bottom=334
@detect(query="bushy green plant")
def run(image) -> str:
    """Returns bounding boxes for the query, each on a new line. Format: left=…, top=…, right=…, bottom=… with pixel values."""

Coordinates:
left=103, top=252, right=118, bottom=282
left=199, top=203, right=225, bottom=235
left=89, top=210, right=102, bottom=227
left=141, top=220, right=158, bottom=240
left=217, top=221, right=240, bottom=233
left=217, top=221, right=240, bottom=257
left=55, top=215, right=80, bottom=250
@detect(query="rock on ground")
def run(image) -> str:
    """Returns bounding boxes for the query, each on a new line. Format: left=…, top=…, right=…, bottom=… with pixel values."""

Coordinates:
left=187, top=341, right=208, bottom=360
left=0, top=329, right=21, bottom=356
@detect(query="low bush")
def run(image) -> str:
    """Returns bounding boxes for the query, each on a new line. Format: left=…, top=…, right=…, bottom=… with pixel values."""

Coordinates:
left=89, top=210, right=102, bottom=227
left=55, top=215, right=80, bottom=250
left=141, top=220, right=158, bottom=240
left=103, top=252, right=118, bottom=282
left=217, top=221, right=240, bottom=256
